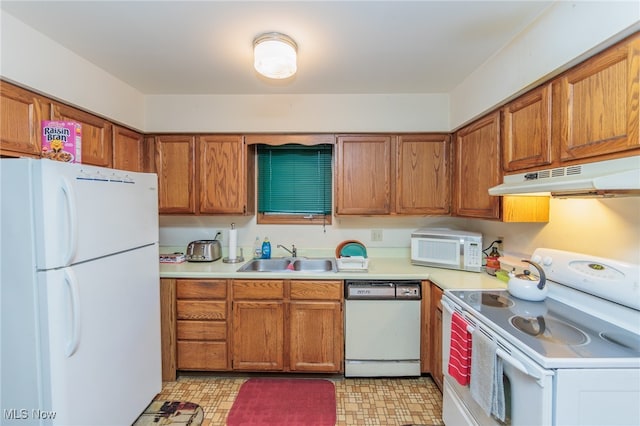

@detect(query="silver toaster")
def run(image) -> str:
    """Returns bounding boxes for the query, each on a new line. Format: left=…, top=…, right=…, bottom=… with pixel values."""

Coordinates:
left=186, top=240, right=222, bottom=262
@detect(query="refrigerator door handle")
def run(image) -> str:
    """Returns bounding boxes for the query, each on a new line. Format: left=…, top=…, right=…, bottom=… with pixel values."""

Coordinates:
left=61, top=177, right=79, bottom=266
left=64, top=268, right=81, bottom=357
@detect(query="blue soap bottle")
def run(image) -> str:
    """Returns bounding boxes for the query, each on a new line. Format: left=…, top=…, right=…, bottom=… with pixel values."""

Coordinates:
left=261, top=237, right=271, bottom=259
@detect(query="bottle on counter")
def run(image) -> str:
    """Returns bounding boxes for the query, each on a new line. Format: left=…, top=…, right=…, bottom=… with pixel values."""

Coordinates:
left=261, top=237, right=271, bottom=259
left=253, top=236, right=262, bottom=259
left=485, top=246, right=501, bottom=276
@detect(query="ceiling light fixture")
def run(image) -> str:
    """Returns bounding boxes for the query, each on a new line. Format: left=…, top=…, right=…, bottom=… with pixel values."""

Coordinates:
left=253, top=32, right=297, bottom=79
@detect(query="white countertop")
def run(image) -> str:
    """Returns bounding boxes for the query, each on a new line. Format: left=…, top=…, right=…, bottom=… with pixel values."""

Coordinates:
left=159, top=247, right=506, bottom=291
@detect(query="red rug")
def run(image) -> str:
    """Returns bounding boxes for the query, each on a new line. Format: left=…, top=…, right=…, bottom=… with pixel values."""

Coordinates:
left=226, top=378, right=336, bottom=426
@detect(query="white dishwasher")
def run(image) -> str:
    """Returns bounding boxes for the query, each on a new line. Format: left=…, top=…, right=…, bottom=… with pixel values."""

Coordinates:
left=344, top=280, right=422, bottom=377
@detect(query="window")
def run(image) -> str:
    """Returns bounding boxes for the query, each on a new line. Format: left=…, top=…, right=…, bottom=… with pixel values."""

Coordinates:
left=257, top=144, right=332, bottom=225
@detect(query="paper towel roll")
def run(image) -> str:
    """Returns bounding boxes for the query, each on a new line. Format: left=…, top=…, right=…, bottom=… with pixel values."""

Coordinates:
left=228, top=228, right=238, bottom=260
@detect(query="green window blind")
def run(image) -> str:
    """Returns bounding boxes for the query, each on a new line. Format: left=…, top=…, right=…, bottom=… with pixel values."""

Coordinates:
left=257, top=144, right=332, bottom=215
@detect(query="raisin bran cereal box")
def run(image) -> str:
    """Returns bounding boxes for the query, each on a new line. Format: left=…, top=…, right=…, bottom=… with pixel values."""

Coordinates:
left=41, top=121, right=82, bottom=163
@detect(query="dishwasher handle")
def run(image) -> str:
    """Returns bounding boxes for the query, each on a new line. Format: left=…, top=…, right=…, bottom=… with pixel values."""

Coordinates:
left=345, top=282, right=396, bottom=299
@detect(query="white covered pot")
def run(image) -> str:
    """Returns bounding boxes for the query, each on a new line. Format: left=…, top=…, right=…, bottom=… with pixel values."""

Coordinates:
left=507, top=260, right=548, bottom=301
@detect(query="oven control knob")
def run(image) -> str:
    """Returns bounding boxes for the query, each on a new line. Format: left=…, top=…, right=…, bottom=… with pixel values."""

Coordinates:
left=531, top=255, right=542, bottom=263
left=543, top=256, right=553, bottom=266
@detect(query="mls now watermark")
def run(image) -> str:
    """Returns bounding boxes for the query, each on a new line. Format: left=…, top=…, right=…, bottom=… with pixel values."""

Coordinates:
left=4, top=409, right=57, bottom=420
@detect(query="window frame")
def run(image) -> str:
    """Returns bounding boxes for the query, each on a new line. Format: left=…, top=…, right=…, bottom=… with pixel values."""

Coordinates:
left=246, top=134, right=334, bottom=225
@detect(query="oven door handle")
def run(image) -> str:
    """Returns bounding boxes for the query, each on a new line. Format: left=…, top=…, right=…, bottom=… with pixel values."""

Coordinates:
left=496, top=347, right=553, bottom=387
left=441, top=297, right=455, bottom=315
left=496, top=348, right=538, bottom=381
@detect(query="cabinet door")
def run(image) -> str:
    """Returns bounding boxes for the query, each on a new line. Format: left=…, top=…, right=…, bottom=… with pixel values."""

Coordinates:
left=289, top=301, right=342, bottom=372
left=502, top=83, right=553, bottom=172
left=232, top=301, right=284, bottom=371
left=155, top=135, right=196, bottom=213
left=554, top=33, right=640, bottom=161
left=453, top=111, right=501, bottom=220
left=396, top=134, right=450, bottom=214
left=0, top=82, right=49, bottom=157
left=336, top=135, right=392, bottom=214
left=430, top=285, right=444, bottom=390
left=113, top=126, right=144, bottom=172
left=51, top=103, right=113, bottom=167
left=198, top=135, right=246, bottom=214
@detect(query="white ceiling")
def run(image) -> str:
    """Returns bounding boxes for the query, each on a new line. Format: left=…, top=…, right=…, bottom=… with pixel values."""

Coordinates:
left=1, top=1, right=554, bottom=95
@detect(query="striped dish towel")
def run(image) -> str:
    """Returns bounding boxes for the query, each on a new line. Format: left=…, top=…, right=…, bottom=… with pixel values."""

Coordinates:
left=448, top=312, right=472, bottom=386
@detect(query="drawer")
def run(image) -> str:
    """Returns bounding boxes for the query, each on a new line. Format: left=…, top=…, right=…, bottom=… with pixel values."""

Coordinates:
left=177, top=341, right=227, bottom=370
left=177, top=320, right=226, bottom=341
left=177, top=279, right=227, bottom=299
left=290, top=280, right=343, bottom=300
left=233, top=280, right=284, bottom=299
left=177, top=300, right=226, bottom=320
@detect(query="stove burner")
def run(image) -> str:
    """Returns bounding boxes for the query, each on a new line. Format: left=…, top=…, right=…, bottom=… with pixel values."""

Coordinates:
left=600, top=331, right=640, bottom=352
left=510, top=316, right=589, bottom=345
left=468, top=292, right=514, bottom=308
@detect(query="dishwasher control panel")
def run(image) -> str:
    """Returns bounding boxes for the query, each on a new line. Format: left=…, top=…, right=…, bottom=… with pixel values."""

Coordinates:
left=345, top=280, right=421, bottom=300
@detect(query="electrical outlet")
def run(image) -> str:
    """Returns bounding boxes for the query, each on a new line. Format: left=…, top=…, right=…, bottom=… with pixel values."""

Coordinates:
left=371, top=229, right=383, bottom=242
left=497, top=237, right=504, bottom=252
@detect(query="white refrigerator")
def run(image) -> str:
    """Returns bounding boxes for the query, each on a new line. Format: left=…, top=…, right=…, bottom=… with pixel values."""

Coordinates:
left=1, top=158, right=162, bottom=425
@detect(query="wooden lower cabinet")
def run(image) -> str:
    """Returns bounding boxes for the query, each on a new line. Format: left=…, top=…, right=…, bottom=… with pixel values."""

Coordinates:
left=231, top=279, right=284, bottom=370
left=175, top=279, right=229, bottom=371
left=161, top=278, right=344, bottom=376
left=231, top=279, right=343, bottom=373
left=430, top=284, right=444, bottom=390
left=160, top=278, right=177, bottom=381
left=232, top=299, right=285, bottom=370
left=289, top=280, right=343, bottom=372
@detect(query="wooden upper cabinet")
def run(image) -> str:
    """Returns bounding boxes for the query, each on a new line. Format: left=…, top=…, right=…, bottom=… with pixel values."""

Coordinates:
left=113, top=125, right=144, bottom=172
left=396, top=134, right=450, bottom=215
left=335, top=135, right=392, bottom=215
left=0, top=82, right=49, bottom=157
left=155, top=135, right=196, bottom=213
left=502, top=83, right=553, bottom=172
left=554, top=32, right=640, bottom=162
left=453, top=111, right=501, bottom=220
left=51, top=103, right=112, bottom=167
left=198, top=135, right=247, bottom=214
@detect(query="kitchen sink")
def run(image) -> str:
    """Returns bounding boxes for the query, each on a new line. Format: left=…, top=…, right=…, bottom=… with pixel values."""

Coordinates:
left=237, top=257, right=337, bottom=273
left=291, top=258, right=336, bottom=272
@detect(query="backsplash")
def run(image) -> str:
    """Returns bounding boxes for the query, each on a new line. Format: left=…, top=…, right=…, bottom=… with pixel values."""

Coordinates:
left=159, top=197, right=640, bottom=264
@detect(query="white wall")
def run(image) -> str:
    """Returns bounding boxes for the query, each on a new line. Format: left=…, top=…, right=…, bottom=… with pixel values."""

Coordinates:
left=144, top=93, right=449, bottom=133
left=450, top=1, right=640, bottom=129
left=159, top=198, right=640, bottom=265
left=159, top=214, right=469, bottom=256
left=0, top=11, right=146, bottom=130
left=469, top=198, right=640, bottom=265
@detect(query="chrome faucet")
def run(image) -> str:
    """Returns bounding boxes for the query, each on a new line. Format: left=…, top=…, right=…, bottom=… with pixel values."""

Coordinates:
left=277, top=244, right=297, bottom=257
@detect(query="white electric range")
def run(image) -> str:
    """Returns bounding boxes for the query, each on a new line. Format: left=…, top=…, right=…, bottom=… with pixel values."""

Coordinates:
left=441, top=248, right=640, bottom=426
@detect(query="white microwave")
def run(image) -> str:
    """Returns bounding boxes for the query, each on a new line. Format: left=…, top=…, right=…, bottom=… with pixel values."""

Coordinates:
left=410, top=228, right=483, bottom=272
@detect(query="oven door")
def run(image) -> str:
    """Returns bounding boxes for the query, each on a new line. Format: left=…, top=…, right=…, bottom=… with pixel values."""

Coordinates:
left=441, top=297, right=554, bottom=426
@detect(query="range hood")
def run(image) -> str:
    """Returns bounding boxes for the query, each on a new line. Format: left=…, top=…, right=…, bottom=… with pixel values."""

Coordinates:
left=489, top=155, right=640, bottom=198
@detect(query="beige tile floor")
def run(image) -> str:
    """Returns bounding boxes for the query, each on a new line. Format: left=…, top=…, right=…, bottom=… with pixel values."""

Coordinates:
left=154, top=374, right=444, bottom=426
